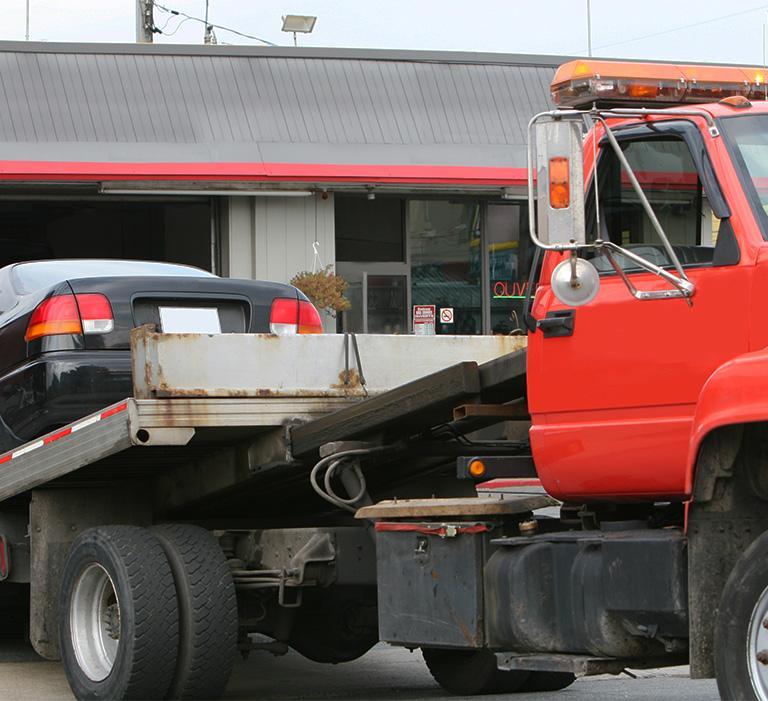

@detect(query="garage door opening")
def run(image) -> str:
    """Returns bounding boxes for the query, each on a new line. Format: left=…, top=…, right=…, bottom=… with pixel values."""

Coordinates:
left=0, top=199, right=214, bottom=271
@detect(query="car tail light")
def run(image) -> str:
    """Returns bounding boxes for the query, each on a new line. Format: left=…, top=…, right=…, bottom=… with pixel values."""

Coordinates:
left=270, top=298, right=323, bottom=335
left=298, top=300, right=323, bottom=334
left=25, top=292, right=114, bottom=341
left=25, top=295, right=82, bottom=341
left=76, top=293, right=114, bottom=334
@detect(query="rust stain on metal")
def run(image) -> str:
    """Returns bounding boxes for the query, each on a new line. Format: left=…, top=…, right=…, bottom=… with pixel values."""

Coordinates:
left=332, top=369, right=362, bottom=390
left=156, top=382, right=257, bottom=398
left=152, top=382, right=365, bottom=399
left=454, top=616, right=479, bottom=647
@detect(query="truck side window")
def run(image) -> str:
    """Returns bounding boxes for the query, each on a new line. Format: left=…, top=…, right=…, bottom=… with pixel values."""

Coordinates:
left=586, top=137, right=722, bottom=272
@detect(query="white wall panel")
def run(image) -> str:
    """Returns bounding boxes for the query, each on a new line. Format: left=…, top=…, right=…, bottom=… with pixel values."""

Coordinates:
left=221, top=193, right=336, bottom=330
left=223, top=193, right=335, bottom=283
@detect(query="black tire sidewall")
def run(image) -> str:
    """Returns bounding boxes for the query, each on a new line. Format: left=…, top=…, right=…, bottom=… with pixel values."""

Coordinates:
left=715, top=533, right=768, bottom=701
left=289, top=587, right=378, bottom=664
left=422, top=647, right=529, bottom=695
left=59, top=526, right=178, bottom=701
left=60, top=535, right=133, bottom=701
left=520, top=670, right=576, bottom=692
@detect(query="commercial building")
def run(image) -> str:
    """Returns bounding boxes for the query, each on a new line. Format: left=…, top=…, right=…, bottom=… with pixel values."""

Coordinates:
left=0, top=42, right=558, bottom=333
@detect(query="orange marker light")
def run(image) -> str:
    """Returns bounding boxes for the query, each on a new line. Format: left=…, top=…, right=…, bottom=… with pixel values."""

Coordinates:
left=550, top=58, right=764, bottom=108
left=468, top=460, right=487, bottom=478
left=549, top=157, right=570, bottom=210
left=627, top=83, right=660, bottom=99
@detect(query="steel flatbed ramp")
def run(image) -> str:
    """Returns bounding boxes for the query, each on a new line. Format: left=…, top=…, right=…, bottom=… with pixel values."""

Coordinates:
left=289, top=361, right=482, bottom=458
left=0, top=396, right=356, bottom=502
left=289, top=349, right=528, bottom=458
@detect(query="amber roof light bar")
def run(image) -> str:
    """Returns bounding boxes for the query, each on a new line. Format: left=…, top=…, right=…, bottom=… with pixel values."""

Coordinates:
left=552, top=59, right=768, bottom=109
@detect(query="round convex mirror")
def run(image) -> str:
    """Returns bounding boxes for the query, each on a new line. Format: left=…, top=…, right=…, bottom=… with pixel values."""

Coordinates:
left=550, top=257, right=600, bottom=307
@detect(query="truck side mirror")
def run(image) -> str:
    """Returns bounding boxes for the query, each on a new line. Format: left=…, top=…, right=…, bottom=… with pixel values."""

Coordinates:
left=534, top=119, right=585, bottom=247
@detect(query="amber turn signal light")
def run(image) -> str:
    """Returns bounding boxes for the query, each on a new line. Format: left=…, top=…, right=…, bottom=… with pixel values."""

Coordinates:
left=549, top=157, right=570, bottom=210
left=468, top=460, right=487, bottom=478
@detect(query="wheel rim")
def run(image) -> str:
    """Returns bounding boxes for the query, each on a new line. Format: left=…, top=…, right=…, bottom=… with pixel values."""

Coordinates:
left=70, top=563, right=121, bottom=682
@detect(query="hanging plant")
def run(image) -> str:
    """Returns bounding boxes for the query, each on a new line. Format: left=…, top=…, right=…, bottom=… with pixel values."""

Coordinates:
left=290, top=266, right=351, bottom=315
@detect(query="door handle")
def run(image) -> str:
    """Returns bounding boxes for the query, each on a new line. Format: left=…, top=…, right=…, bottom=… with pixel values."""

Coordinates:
left=537, top=310, right=575, bottom=338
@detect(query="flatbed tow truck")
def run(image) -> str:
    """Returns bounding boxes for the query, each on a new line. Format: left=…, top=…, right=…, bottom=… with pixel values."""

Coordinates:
left=6, top=58, right=768, bottom=700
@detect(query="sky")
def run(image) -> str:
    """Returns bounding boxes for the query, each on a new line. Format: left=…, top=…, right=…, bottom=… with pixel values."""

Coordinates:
left=3, top=0, right=768, bottom=65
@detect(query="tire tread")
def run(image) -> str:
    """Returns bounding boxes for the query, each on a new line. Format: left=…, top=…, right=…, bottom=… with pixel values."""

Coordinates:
left=153, top=524, right=237, bottom=700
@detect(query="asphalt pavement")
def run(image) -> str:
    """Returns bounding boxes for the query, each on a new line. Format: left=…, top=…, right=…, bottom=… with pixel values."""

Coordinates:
left=0, top=641, right=719, bottom=701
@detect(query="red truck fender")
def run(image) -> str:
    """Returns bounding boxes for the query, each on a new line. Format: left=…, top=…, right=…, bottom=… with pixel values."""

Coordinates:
left=686, top=348, right=768, bottom=495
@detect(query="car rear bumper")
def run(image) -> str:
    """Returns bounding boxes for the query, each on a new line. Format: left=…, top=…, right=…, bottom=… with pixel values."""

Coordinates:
left=0, top=350, right=132, bottom=449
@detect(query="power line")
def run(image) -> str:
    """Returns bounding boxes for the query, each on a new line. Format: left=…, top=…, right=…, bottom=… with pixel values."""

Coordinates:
left=153, top=3, right=276, bottom=45
left=576, top=3, right=768, bottom=54
left=162, top=16, right=192, bottom=37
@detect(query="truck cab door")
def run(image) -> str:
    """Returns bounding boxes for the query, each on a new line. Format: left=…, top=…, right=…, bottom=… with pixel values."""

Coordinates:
left=528, top=121, right=749, bottom=502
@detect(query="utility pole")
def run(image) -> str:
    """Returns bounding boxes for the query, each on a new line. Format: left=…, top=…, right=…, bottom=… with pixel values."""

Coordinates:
left=136, top=0, right=154, bottom=43
left=25, top=0, right=29, bottom=41
left=586, top=0, right=592, bottom=57
left=203, top=0, right=217, bottom=44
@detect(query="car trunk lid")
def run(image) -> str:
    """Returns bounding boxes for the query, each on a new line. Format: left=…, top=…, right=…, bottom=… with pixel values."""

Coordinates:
left=66, top=276, right=301, bottom=350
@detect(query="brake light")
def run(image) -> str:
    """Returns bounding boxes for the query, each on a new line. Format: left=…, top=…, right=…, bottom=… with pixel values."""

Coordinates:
left=25, top=293, right=114, bottom=341
left=25, top=295, right=81, bottom=341
left=298, top=300, right=323, bottom=334
left=548, top=157, right=570, bottom=210
left=270, top=298, right=323, bottom=335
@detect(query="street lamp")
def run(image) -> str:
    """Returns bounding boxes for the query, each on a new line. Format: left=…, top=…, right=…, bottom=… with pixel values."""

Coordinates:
left=281, top=14, right=317, bottom=46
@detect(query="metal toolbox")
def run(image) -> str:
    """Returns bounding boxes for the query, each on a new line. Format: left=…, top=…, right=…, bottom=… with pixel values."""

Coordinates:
left=375, top=521, right=491, bottom=649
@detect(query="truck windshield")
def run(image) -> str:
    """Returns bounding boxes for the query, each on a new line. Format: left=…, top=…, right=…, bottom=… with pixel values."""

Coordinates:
left=721, top=114, right=768, bottom=238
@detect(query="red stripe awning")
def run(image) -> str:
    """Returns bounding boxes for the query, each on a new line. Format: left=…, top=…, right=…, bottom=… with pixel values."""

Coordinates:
left=0, top=160, right=529, bottom=187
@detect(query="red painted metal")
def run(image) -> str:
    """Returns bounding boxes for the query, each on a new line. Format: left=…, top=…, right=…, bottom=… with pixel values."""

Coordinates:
left=477, top=479, right=543, bottom=489
left=686, top=347, right=768, bottom=494
left=528, top=109, right=765, bottom=502
left=0, top=160, right=528, bottom=186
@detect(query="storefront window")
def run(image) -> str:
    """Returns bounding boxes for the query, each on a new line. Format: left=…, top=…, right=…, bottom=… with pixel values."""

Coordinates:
left=335, top=195, right=404, bottom=262
left=409, top=200, right=482, bottom=335
left=487, top=202, right=532, bottom=334
left=367, top=275, right=407, bottom=334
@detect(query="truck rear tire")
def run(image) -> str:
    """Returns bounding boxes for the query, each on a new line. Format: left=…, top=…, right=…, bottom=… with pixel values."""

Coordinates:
left=59, top=525, right=179, bottom=701
left=421, top=647, right=530, bottom=695
left=519, top=671, right=576, bottom=692
left=715, top=530, right=768, bottom=700
left=152, top=524, right=238, bottom=700
left=289, top=586, right=377, bottom=664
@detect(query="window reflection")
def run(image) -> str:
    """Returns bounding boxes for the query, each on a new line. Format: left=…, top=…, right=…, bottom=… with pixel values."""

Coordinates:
left=488, top=202, right=531, bottom=335
left=408, top=200, right=482, bottom=335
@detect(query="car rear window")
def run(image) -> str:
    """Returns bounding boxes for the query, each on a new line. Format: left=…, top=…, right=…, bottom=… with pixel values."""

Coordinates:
left=11, top=260, right=215, bottom=295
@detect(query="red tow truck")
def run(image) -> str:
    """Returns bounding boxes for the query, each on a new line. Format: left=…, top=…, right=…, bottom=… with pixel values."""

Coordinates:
left=3, top=58, right=768, bottom=701
left=369, top=58, right=768, bottom=701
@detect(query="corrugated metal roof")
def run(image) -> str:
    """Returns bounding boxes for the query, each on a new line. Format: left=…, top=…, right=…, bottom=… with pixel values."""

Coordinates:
left=0, top=42, right=558, bottom=171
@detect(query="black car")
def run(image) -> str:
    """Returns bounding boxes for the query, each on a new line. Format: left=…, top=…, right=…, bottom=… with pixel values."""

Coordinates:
left=0, top=259, right=323, bottom=450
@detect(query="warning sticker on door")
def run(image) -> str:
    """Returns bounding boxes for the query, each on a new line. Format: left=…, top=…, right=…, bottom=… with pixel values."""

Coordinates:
left=440, top=308, right=454, bottom=324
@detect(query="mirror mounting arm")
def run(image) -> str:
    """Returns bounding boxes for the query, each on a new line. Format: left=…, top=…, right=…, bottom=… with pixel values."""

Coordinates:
left=526, top=109, right=697, bottom=307
left=601, top=243, right=695, bottom=303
